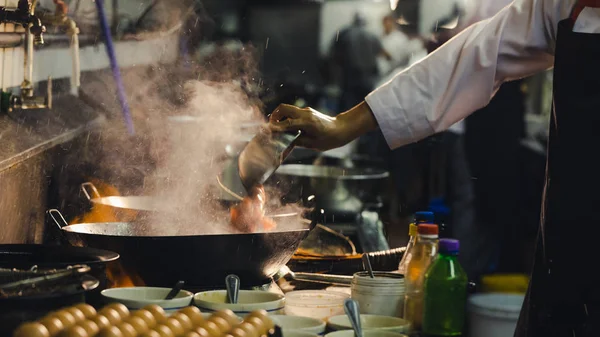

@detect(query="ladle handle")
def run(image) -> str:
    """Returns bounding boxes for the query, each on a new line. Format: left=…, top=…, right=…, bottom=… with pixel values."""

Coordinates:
left=81, top=182, right=101, bottom=200
left=226, top=274, right=240, bottom=304
left=344, top=298, right=363, bottom=337
left=48, top=209, right=70, bottom=229
left=362, top=254, right=375, bottom=278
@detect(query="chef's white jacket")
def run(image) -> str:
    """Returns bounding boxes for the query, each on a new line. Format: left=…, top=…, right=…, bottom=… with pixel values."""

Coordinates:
left=365, top=0, right=600, bottom=150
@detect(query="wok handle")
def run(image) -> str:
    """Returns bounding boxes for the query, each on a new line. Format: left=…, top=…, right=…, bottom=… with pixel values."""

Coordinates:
left=48, top=209, right=70, bottom=229
left=292, top=272, right=353, bottom=285
left=81, top=182, right=101, bottom=200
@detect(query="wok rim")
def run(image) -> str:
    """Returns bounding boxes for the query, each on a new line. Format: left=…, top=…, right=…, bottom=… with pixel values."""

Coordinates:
left=61, top=222, right=311, bottom=238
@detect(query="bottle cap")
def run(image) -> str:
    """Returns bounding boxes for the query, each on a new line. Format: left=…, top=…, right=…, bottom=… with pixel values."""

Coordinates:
left=408, top=223, right=418, bottom=237
left=439, top=239, right=460, bottom=254
left=414, top=211, right=434, bottom=223
left=417, top=223, right=439, bottom=235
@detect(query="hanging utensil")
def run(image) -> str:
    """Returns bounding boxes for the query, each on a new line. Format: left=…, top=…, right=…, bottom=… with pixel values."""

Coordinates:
left=164, top=280, right=185, bottom=300
left=344, top=298, right=363, bottom=337
left=362, top=254, right=375, bottom=278
left=226, top=274, right=240, bottom=304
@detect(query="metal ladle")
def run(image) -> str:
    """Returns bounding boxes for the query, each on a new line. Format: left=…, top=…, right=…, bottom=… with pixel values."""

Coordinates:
left=344, top=298, right=363, bottom=337
left=226, top=274, right=240, bottom=304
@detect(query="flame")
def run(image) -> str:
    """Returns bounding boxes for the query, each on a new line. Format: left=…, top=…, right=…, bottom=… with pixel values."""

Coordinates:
left=106, top=261, right=145, bottom=288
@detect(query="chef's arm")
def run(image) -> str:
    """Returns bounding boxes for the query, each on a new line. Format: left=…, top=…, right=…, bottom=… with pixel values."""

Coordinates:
left=366, top=0, right=570, bottom=149
left=270, top=0, right=572, bottom=151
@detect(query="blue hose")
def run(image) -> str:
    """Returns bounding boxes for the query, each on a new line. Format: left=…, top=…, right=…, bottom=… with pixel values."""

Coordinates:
left=95, top=0, right=135, bottom=134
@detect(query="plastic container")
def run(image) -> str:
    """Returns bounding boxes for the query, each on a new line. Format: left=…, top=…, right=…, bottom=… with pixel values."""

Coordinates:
left=422, top=239, right=468, bottom=336
left=351, top=271, right=405, bottom=317
left=397, top=212, right=434, bottom=275
left=467, top=293, right=525, bottom=337
left=284, top=290, right=349, bottom=319
left=403, top=224, right=439, bottom=331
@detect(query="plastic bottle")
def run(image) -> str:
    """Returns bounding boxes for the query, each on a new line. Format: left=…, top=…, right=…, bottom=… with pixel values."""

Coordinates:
left=403, top=223, right=439, bottom=332
left=422, top=239, right=468, bottom=336
left=397, top=211, right=435, bottom=274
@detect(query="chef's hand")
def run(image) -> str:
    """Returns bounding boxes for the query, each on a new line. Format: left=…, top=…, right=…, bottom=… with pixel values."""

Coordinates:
left=268, top=101, right=379, bottom=151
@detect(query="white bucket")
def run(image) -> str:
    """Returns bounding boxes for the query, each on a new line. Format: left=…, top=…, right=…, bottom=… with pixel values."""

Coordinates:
left=467, top=293, right=525, bottom=337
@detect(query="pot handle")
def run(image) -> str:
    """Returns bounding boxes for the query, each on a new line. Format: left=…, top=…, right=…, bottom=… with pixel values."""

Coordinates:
left=81, top=182, right=101, bottom=200
left=292, top=272, right=353, bottom=286
left=48, top=209, right=70, bottom=229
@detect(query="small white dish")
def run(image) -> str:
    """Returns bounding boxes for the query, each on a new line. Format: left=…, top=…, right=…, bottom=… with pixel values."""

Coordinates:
left=327, top=314, right=410, bottom=333
left=283, top=331, right=319, bottom=337
left=271, top=315, right=326, bottom=335
left=284, top=290, right=349, bottom=319
left=101, top=287, right=193, bottom=314
left=325, top=330, right=407, bottom=337
left=194, top=290, right=285, bottom=316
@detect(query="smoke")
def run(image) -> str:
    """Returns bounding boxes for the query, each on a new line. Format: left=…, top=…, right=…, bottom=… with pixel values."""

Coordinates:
left=76, top=45, right=307, bottom=235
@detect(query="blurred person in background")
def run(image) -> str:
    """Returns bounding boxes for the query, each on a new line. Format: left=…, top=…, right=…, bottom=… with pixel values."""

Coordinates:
left=329, top=12, right=391, bottom=159
left=377, top=14, right=427, bottom=78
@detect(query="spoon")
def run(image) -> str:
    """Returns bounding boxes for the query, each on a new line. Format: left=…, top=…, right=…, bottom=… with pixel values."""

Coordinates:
left=226, top=274, right=240, bottom=304
left=344, top=298, right=363, bottom=337
left=165, top=280, right=185, bottom=300
left=362, top=254, right=375, bottom=278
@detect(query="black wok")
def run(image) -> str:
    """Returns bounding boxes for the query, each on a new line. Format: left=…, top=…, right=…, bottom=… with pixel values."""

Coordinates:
left=49, top=209, right=311, bottom=288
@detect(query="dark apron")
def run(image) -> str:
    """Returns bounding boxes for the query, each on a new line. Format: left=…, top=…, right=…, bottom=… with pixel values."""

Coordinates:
left=515, top=18, right=600, bottom=337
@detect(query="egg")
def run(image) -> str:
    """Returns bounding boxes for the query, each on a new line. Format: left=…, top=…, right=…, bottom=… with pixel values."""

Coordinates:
left=91, top=315, right=111, bottom=330
left=163, top=317, right=185, bottom=336
left=196, top=321, right=221, bottom=337
left=53, top=310, right=77, bottom=329
left=13, top=322, right=50, bottom=337
left=124, top=316, right=149, bottom=334
left=74, top=304, right=97, bottom=318
left=142, top=304, right=167, bottom=323
left=192, top=327, right=211, bottom=337
left=64, top=307, right=86, bottom=323
left=243, top=317, right=267, bottom=336
left=153, top=324, right=175, bottom=337
left=211, top=310, right=239, bottom=326
left=207, top=316, right=231, bottom=332
left=116, top=322, right=137, bottom=337
left=245, top=312, right=273, bottom=332
left=106, top=303, right=130, bottom=319
left=57, top=325, right=88, bottom=337
left=178, top=307, right=204, bottom=326
left=229, top=328, right=247, bottom=337
left=237, top=322, right=259, bottom=337
left=138, top=331, right=161, bottom=337
left=183, top=332, right=202, bottom=337
left=39, top=316, right=64, bottom=336
left=171, top=312, right=193, bottom=331
left=98, top=308, right=122, bottom=325
left=132, top=310, right=157, bottom=328
left=96, top=326, right=124, bottom=337
left=77, top=320, right=99, bottom=336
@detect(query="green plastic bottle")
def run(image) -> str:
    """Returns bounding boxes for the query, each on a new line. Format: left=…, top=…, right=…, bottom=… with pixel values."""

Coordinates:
left=422, top=238, right=468, bottom=336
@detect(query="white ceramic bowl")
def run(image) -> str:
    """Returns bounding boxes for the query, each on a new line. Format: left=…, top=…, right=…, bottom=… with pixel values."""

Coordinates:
left=284, top=290, right=349, bottom=320
left=327, top=314, right=410, bottom=333
left=100, top=287, right=194, bottom=314
left=283, top=331, right=319, bottom=337
left=325, top=330, right=407, bottom=337
left=194, top=290, right=285, bottom=316
left=271, top=315, right=327, bottom=334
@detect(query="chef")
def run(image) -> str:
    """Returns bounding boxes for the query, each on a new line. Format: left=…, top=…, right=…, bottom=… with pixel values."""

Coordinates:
left=269, top=0, right=600, bottom=335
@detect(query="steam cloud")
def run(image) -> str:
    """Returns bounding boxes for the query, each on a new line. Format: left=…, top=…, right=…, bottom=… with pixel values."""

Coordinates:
left=76, top=45, right=306, bottom=235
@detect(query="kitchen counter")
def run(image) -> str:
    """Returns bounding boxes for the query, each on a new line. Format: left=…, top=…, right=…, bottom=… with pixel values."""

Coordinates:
left=0, top=94, right=105, bottom=172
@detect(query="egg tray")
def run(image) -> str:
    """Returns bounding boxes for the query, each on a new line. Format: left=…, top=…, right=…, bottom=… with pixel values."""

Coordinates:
left=13, top=302, right=280, bottom=337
